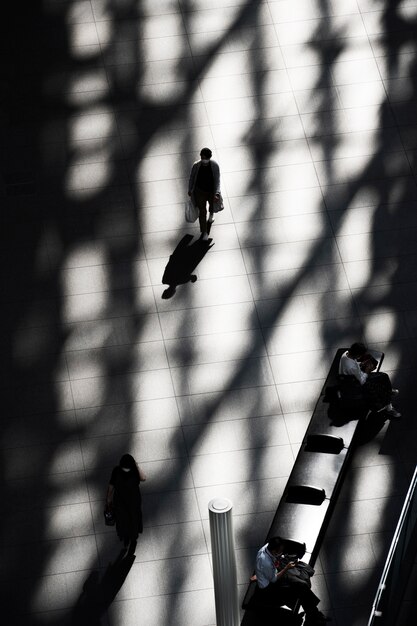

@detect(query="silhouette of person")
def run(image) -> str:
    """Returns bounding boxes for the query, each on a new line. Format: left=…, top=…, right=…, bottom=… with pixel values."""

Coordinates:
left=188, top=147, right=221, bottom=241
left=339, top=342, right=400, bottom=419
left=105, top=454, right=146, bottom=557
left=162, top=234, right=213, bottom=298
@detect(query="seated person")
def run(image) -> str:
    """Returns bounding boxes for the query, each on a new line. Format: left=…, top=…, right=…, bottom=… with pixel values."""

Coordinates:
left=339, top=342, right=400, bottom=419
left=254, top=537, right=329, bottom=625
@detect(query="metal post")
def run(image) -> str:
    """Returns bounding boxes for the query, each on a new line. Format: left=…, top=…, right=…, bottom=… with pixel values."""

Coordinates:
left=208, top=498, right=240, bottom=626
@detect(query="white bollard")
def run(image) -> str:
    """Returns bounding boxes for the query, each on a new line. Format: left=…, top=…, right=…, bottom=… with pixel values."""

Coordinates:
left=208, top=498, right=240, bottom=626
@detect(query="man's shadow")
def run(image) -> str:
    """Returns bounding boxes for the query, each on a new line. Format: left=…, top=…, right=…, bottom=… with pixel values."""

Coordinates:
left=70, top=551, right=135, bottom=625
left=161, top=233, right=214, bottom=299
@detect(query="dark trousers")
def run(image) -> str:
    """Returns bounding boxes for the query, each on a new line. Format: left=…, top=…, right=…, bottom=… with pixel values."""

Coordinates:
left=257, top=579, right=320, bottom=614
left=363, top=372, right=392, bottom=411
left=194, top=187, right=214, bottom=234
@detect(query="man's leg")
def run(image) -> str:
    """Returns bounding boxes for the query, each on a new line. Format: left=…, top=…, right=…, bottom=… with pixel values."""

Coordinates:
left=286, top=579, right=329, bottom=623
left=207, top=194, right=215, bottom=224
left=365, top=373, right=401, bottom=418
left=194, top=188, right=208, bottom=235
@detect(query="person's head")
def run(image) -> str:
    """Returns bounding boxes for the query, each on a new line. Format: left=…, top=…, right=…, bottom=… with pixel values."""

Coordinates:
left=267, top=537, right=284, bottom=556
left=348, top=342, right=367, bottom=360
left=200, top=147, right=212, bottom=165
left=119, top=453, right=136, bottom=473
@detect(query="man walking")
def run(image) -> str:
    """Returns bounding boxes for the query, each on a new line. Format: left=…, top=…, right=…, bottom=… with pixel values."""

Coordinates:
left=188, top=147, right=221, bottom=241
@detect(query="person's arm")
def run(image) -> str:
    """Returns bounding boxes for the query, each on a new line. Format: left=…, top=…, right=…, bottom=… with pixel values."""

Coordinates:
left=106, top=484, right=115, bottom=508
left=256, top=550, right=296, bottom=588
left=212, top=160, right=221, bottom=196
left=138, top=465, right=147, bottom=482
left=275, top=561, right=296, bottom=581
left=352, top=361, right=368, bottom=385
left=188, top=163, right=198, bottom=196
left=341, top=354, right=368, bottom=385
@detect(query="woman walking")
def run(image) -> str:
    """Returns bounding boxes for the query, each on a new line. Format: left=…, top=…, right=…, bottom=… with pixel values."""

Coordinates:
left=105, top=453, right=146, bottom=556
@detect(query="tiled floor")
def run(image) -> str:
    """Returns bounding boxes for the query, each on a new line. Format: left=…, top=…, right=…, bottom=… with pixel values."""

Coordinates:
left=2, top=1, right=417, bottom=625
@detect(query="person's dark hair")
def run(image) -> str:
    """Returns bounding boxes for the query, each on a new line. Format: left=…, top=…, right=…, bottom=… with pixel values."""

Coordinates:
left=200, top=147, right=212, bottom=159
left=119, top=453, right=140, bottom=481
left=267, top=537, right=284, bottom=552
left=348, top=342, right=367, bottom=359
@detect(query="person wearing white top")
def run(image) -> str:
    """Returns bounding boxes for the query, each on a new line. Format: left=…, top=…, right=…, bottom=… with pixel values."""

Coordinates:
left=254, top=538, right=329, bottom=625
left=339, top=343, right=400, bottom=418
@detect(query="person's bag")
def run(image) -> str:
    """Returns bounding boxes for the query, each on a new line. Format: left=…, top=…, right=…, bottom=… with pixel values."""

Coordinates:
left=285, top=561, right=315, bottom=586
left=212, top=193, right=224, bottom=213
left=358, top=352, right=378, bottom=372
left=185, top=198, right=198, bottom=223
left=104, top=505, right=115, bottom=526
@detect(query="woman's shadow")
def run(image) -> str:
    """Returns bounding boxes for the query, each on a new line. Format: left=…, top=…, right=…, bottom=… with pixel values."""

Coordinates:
left=70, top=551, right=135, bottom=625
left=161, top=233, right=214, bottom=299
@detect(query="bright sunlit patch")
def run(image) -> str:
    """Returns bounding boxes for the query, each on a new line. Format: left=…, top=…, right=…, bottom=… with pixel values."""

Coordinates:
left=69, top=108, right=114, bottom=142
left=65, top=161, right=112, bottom=199
left=63, top=242, right=107, bottom=270
left=66, top=352, right=105, bottom=381
left=142, top=57, right=184, bottom=88
left=178, top=6, right=242, bottom=38
left=62, top=291, right=108, bottom=324
left=288, top=63, right=322, bottom=91
left=70, top=43, right=100, bottom=60
left=333, top=129, right=380, bottom=161
left=143, top=34, right=188, bottom=63
left=61, top=262, right=109, bottom=300
left=398, top=1, right=417, bottom=19
left=64, top=319, right=113, bottom=351
left=95, top=18, right=113, bottom=47
left=364, top=310, right=397, bottom=346
left=339, top=235, right=373, bottom=293
left=67, top=71, right=109, bottom=95
left=72, top=376, right=106, bottom=409
left=338, top=205, right=377, bottom=239
left=139, top=81, right=188, bottom=102
left=69, top=21, right=99, bottom=49
left=323, top=153, right=374, bottom=187
left=350, top=184, right=380, bottom=209
left=44, top=503, right=87, bottom=541
left=66, top=89, right=109, bottom=107
left=67, top=0, right=94, bottom=24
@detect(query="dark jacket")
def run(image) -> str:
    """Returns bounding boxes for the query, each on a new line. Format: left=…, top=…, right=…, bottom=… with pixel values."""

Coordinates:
left=188, top=159, right=221, bottom=195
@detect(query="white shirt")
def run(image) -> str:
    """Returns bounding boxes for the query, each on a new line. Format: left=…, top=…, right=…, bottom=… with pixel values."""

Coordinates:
left=255, top=544, right=281, bottom=588
left=339, top=351, right=368, bottom=385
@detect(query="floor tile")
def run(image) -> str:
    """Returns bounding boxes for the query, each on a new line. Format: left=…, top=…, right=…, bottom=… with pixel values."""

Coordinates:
left=176, top=385, right=282, bottom=425
left=75, top=396, right=181, bottom=436
left=158, top=301, right=258, bottom=339
left=183, top=414, right=289, bottom=456
left=171, top=356, right=274, bottom=395
left=164, top=328, right=266, bottom=367
left=80, top=427, right=187, bottom=469
left=70, top=368, right=175, bottom=408
left=320, top=533, right=377, bottom=574
left=107, top=589, right=216, bottom=626
left=4, top=3, right=417, bottom=624
left=190, top=444, right=295, bottom=487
